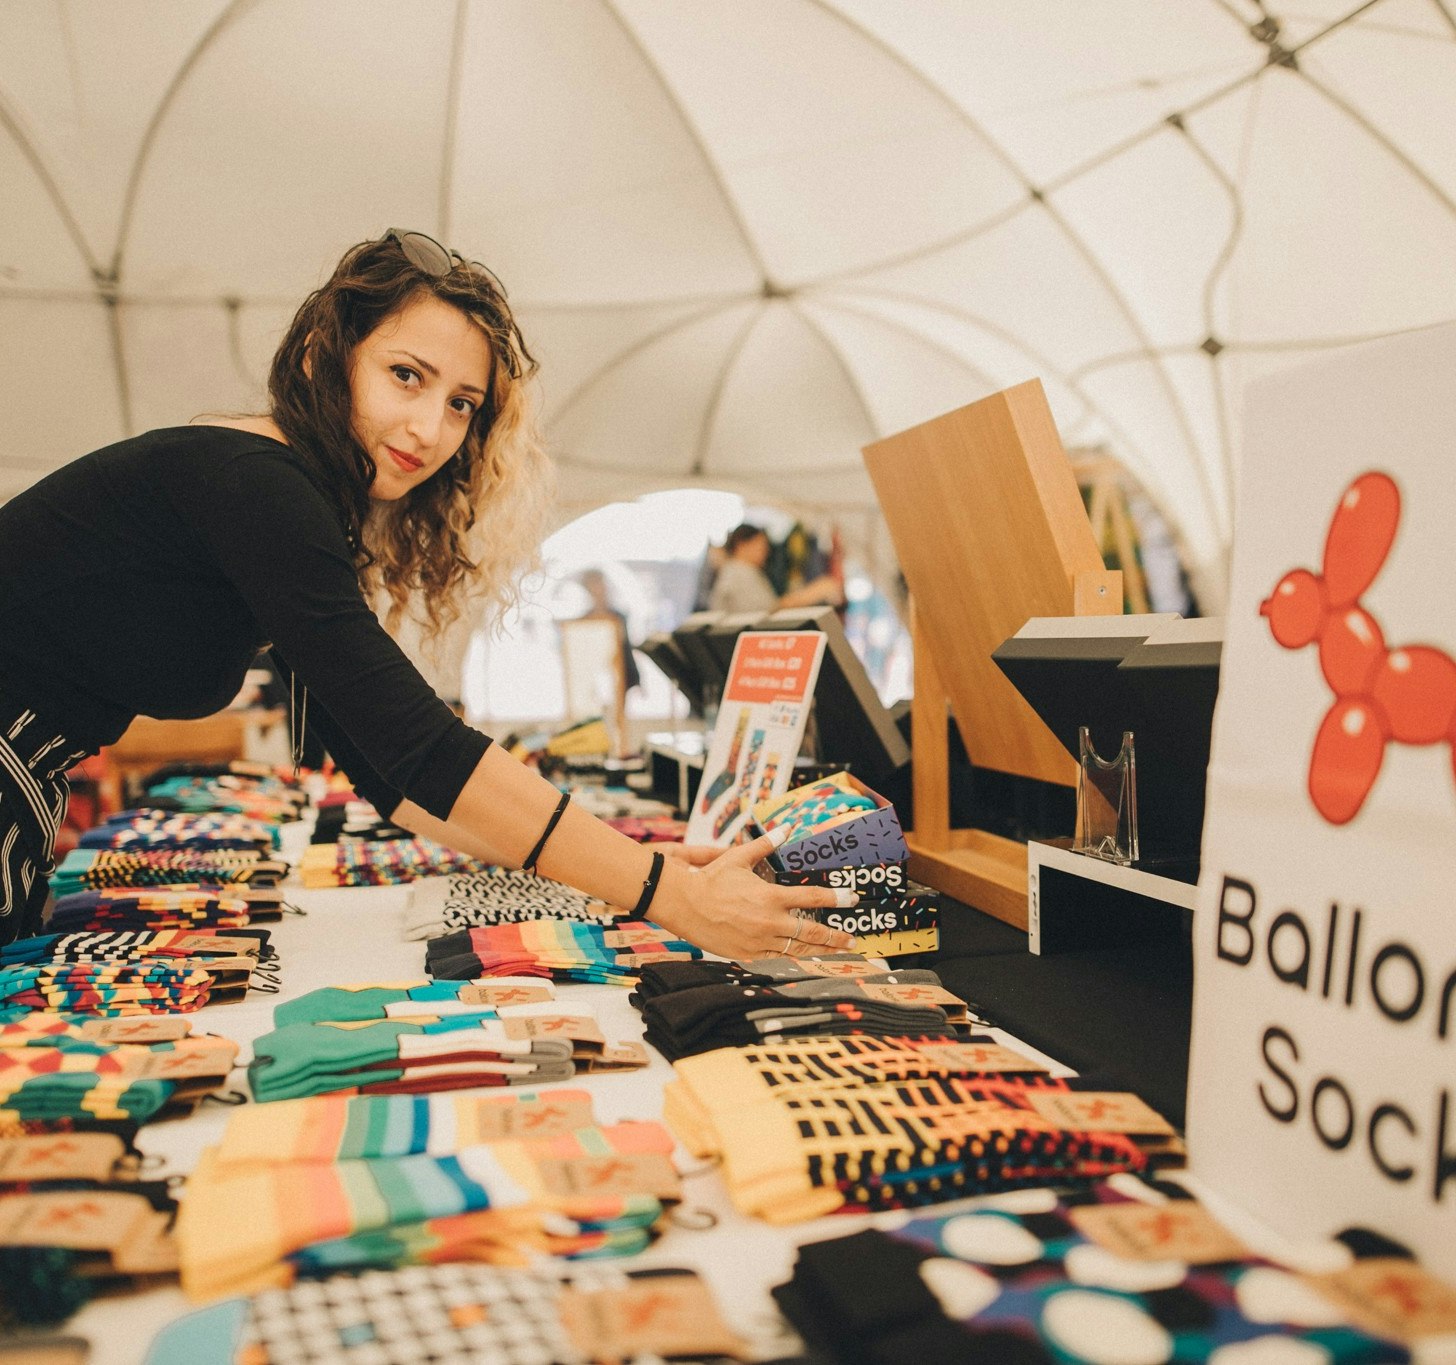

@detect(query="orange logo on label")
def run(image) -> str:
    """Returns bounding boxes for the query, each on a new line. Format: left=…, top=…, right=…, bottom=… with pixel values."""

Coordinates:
left=41, top=1200, right=103, bottom=1227
left=623, top=1290, right=674, bottom=1330
left=1261, top=471, right=1456, bottom=824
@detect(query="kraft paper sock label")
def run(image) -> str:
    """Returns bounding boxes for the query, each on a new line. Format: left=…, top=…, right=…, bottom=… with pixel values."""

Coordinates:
left=914, top=1041, right=1050, bottom=1074
left=1069, top=1201, right=1250, bottom=1264
left=456, top=983, right=555, bottom=1007
left=558, top=1274, right=744, bottom=1361
left=1305, top=1259, right=1456, bottom=1342
left=535, top=1152, right=681, bottom=1201
left=1026, top=1091, right=1177, bottom=1136
left=0, top=1132, right=127, bottom=1182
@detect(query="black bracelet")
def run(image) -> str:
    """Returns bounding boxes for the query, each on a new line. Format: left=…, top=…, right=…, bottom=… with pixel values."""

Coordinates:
left=522, top=791, right=570, bottom=873
left=633, top=850, right=666, bottom=918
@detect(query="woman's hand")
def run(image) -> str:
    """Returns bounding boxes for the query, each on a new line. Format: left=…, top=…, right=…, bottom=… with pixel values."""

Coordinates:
left=648, top=832, right=858, bottom=962
left=658, top=842, right=728, bottom=868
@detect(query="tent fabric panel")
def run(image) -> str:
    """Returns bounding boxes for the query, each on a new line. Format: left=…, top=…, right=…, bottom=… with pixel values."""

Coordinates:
left=0, top=297, right=124, bottom=493
left=549, top=300, right=761, bottom=478
left=121, top=0, right=458, bottom=298
left=449, top=0, right=760, bottom=304
left=702, top=301, right=874, bottom=478
left=612, top=0, right=1026, bottom=287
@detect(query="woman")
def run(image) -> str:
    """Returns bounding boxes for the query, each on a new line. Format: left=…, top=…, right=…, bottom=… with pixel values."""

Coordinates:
left=0, top=231, right=857, bottom=955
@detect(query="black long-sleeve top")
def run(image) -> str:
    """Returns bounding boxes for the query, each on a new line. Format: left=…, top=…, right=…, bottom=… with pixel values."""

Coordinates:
left=0, top=426, right=489, bottom=820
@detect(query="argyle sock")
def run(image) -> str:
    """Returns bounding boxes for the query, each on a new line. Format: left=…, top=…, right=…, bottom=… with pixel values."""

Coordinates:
left=79, top=810, right=277, bottom=854
left=774, top=1185, right=1435, bottom=1365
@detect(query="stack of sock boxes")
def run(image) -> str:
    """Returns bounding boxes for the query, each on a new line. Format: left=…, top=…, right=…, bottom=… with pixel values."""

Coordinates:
left=752, top=773, right=939, bottom=956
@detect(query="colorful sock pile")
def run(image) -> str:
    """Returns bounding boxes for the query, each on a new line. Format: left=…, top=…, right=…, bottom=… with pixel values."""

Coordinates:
left=310, top=794, right=411, bottom=845
left=404, top=870, right=616, bottom=941
left=774, top=1179, right=1454, bottom=1364
left=51, top=850, right=284, bottom=897
left=0, top=1146, right=181, bottom=1327
left=753, top=774, right=880, bottom=843
left=46, top=889, right=268, bottom=933
left=630, top=951, right=940, bottom=1002
left=248, top=1016, right=577, bottom=1100
left=212, top=1088, right=602, bottom=1165
left=635, top=972, right=968, bottom=1061
left=148, top=1263, right=744, bottom=1365
left=0, top=1022, right=237, bottom=1126
left=79, top=810, right=280, bottom=854
left=424, top=921, right=700, bottom=985
left=139, top=769, right=306, bottom=824
left=2, top=928, right=274, bottom=1007
left=666, top=1044, right=1172, bottom=1223
left=175, top=1089, right=682, bottom=1299
left=299, top=838, right=491, bottom=888
left=0, top=961, right=213, bottom=1015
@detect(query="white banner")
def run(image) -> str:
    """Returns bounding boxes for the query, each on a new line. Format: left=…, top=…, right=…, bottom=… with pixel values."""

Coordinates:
left=1188, top=324, right=1456, bottom=1265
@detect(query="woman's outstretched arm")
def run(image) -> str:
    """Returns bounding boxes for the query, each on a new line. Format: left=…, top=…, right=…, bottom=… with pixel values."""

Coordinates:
left=390, top=743, right=857, bottom=962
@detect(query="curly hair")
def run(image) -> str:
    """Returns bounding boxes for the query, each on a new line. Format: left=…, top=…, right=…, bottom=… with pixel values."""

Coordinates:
left=267, top=235, right=554, bottom=639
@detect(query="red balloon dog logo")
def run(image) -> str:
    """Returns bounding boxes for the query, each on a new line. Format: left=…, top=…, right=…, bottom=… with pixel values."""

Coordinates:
left=1260, top=472, right=1456, bottom=825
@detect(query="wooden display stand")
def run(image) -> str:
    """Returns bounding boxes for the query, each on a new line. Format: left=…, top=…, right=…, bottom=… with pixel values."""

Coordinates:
left=863, top=380, right=1121, bottom=929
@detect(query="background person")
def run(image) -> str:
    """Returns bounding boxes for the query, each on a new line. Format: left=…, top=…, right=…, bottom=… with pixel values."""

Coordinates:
left=708, top=523, right=843, bottom=615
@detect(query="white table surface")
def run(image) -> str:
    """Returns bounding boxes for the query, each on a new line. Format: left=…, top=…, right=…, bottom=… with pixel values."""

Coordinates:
left=63, top=817, right=1075, bottom=1365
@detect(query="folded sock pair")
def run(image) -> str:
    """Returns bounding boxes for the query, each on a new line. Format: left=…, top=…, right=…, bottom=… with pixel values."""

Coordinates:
left=45, top=890, right=255, bottom=934
left=424, top=921, right=699, bottom=986
left=667, top=1047, right=1168, bottom=1222
left=0, top=961, right=212, bottom=1015
left=299, top=839, right=491, bottom=888
left=636, top=974, right=965, bottom=1061
left=273, top=977, right=557, bottom=1027
left=51, top=850, right=283, bottom=896
left=248, top=1014, right=584, bottom=1102
left=148, top=1263, right=744, bottom=1365
left=775, top=1179, right=1450, bottom=1365
left=177, top=1093, right=681, bottom=1298
left=404, top=870, right=616, bottom=941
left=79, top=811, right=278, bottom=854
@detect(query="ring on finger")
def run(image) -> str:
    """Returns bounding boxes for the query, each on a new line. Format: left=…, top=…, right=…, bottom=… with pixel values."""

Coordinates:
left=781, top=932, right=796, bottom=957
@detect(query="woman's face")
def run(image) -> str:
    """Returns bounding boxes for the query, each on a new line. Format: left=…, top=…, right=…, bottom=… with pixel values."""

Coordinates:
left=348, top=292, right=493, bottom=501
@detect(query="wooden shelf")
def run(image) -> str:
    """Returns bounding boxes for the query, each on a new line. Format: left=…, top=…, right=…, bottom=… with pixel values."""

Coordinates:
left=907, top=829, right=1029, bottom=931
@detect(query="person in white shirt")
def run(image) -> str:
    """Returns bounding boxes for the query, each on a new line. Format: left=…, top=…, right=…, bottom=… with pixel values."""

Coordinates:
left=708, top=524, right=843, bottom=615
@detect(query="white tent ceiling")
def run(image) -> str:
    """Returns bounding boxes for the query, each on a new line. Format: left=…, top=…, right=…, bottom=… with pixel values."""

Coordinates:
left=4, top=0, right=1456, bottom=611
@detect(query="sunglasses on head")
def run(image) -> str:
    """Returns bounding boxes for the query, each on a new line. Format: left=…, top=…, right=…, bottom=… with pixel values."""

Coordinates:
left=383, top=229, right=522, bottom=378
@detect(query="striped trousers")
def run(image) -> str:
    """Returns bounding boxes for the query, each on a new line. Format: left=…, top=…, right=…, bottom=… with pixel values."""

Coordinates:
left=0, top=705, right=88, bottom=945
